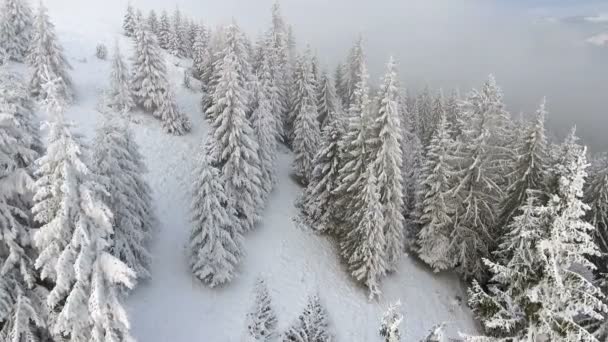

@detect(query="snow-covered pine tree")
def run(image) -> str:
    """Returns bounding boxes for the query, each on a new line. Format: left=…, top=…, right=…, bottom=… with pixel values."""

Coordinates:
left=415, top=87, right=434, bottom=147
left=268, top=1, right=291, bottom=141
left=467, top=140, right=607, bottom=341
left=422, top=324, right=445, bottom=342
left=342, top=168, right=387, bottom=299
left=416, top=113, right=458, bottom=272
left=300, top=109, right=345, bottom=234
left=147, top=9, right=159, bottom=36
left=497, top=99, right=549, bottom=234
left=131, top=20, right=190, bottom=134
left=168, top=7, right=184, bottom=57
left=0, top=67, right=47, bottom=341
left=316, top=70, right=340, bottom=129
left=192, top=24, right=209, bottom=79
left=282, top=294, right=331, bottom=342
left=443, top=90, right=460, bottom=139
left=400, top=89, right=423, bottom=220
left=585, top=162, right=608, bottom=274
left=92, top=115, right=153, bottom=281
left=105, top=42, right=134, bottom=114
left=28, top=3, right=71, bottom=102
left=157, top=10, right=171, bottom=49
left=291, top=48, right=321, bottom=185
left=183, top=20, right=199, bottom=59
left=369, top=57, right=404, bottom=271
left=379, top=301, right=403, bottom=342
left=189, top=140, right=244, bottom=287
left=246, top=278, right=278, bottom=341
left=0, top=0, right=34, bottom=62
left=250, top=55, right=279, bottom=200
left=122, top=3, right=136, bottom=37
left=344, top=36, right=366, bottom=107
left=33, top=76, right=135, bottom=342
left=334, top=62, right=348, bottom=108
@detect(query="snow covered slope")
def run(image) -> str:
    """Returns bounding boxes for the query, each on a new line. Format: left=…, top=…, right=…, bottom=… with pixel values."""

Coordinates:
left=34, top=1, right=478, bottom=341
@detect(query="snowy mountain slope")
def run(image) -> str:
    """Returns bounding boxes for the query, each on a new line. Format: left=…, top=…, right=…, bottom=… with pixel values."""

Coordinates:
left=26, top=2, right=478, bottom=341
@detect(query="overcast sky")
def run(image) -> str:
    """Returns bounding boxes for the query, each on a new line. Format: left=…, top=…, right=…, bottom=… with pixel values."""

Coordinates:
left=49, top=0, right=608, bottom=149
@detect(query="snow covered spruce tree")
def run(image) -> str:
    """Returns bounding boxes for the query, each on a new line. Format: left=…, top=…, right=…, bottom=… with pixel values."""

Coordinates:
left=28, top=3, right=71, bottom=102
left=157, top=10, right=171, bottom=49
left=250, top=54, right=280, bottom=200
left=32, top=76, right=136, bottom=342
left=585, top=160, right=608, bottom=273
left=299, top=109, right=345, bottom=234
left=92, top=115, right=153, bottom=281
left=379, top=301, right=403, bottom=342
left=206, top=23, right=264, bottom=233
left=122, top=3, right=136, bottom=37
left=416, top=113, right=458, bottom=272
left=104, top=42, right=134, bottom=114
left=245, top=278, right=278, bottom=341
left=268, top=1, right=291, bottom=140
left=467, top=140, right=607, bottom=341
left=369, top=57, right=404, bottom=271
left=342, top=168, right=387, bottom=299
left=316, top=70, right=340, bottom=130
left=0, top=68, right=47, bottom=341
left=131, top=20, right=190, bottom=134
left=497, top=99, right=549, bottom=233
left=168, top=7, right=185, bottom=57
left=192, top=24, right=210, bottom=80
left=189, top=140, right=244, bottom=287
left=422, top=324, right=445, bottom=342
left=282, top=294, right=331, bottom=342
left=343, top=36, right=366, bottom=107
left=291, top=49, right=321, bottom=185
left=0, top=0, right=34, bottom=62
left=147, top=9, right=158, bottom=36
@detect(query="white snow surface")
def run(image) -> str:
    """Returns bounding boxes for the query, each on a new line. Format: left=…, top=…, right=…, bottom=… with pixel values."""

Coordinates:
left=21, top=1, right=478, bottom=340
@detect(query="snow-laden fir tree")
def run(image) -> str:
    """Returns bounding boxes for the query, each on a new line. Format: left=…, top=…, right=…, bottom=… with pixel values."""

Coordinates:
left=344, top=36, right=366, bottom=107
left=415, top=87, right=435, bottom=147
left=342, top=168, right=387, bottom=299
left=189, top=140, right=244, bottom=287
left=206, top=23, right=263, bottom=233
left=157, top=10, right=171, bottom=49
left=168, top=7, right=184, bottom=57
left=282, top=294, right=331, bottom=342
left=147, top=9, right=159, bottom=36
left=0, top=0, right=34, bottom=62
left=104, top=42, right=134, bottom=114
left=28, top=3, right=71, bottom=102
left=122, top=3, right=136, bottom=37
left=334, top=62, right=348, bottom=108
left=291, top=49, right=321, bottom=185
left=467, top=139, right=607, bottom=341
left=0, top=68, right=47, bottom=341
left=416, top=113, right=458, bottom=272
left=32, top=76, right=136, bottom=342
left=299, top=109, right=345, bottom=234
left=192, top=24, right=210, bottom=79
left=316, top=70, right=340, bottom=129
left=250, top=56, right=279, bottom=200
left=379, top=301, right=403, bottom=342
left=369, top=57, right=404, bottom=271
left=400, top=90, right=423, bottom=219
left=497, top=99, right=549, bottom=234
left=92, top=115, right=153, bottom=281
left=585, top=161, right=608, bottom=273
left=246, top=278, right=278, bottom=341
left=422, top=324, right=445, bottom=342
left=131, top=20, right=190, bottom=134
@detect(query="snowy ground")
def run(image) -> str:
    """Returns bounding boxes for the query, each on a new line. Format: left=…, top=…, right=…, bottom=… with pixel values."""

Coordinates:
left=21, top=2, right=479, bottom=341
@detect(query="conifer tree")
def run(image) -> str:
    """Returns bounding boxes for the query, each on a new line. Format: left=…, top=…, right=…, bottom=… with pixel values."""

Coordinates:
left=32, top=76, right=135, bottom=342
left=157, top=10, right=171, bottom=49
left=246, top=278, right=278, bottom=341
left=344, top=36, right=366, bottom=107
left=291, top=50, right=321, bottom=185
left=0, top=0, right=34, bottom=62
left=316, top=71, right=340, bottom=129
left=282, top=294, right=331, bottom=342
left=416, top=114, right=457, bottom=272
left=379, top=301, right=403, bottom=342
left=131, top=21, right=190, bottom=134
left=189, top=141, right=244, bottom=287
left=206, top=23, right=263, bottom=233
left=468, top=141, right=607, bottom=341
left=28, top=3, right=71, bottom=102
left=415, top=87, right=434, bottom=147
left=192, top=24, right=209, bottom=79
left=498, top=99, right=549, bottom=232
left=342, top=169, right=387, bottom=299
left=147, top=9, right=159, bottom=36
left=122, top=3, right=136, bottom=37
left=168, top=7, right=184, bottom=57
left=369, top=57, right=404, bottom=271
left=105, top=43, right=134, bottom=114
left=334, top=63, right=348, bottom=108
left=268, top=1, right=291, bottom=140
left=300, top=109, right=345, bottom=234
left=585, top=166, right=608, bottom=274
left=92, top=115, right=153, bottom=281
left=422, top=324, right=445, bottom=342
